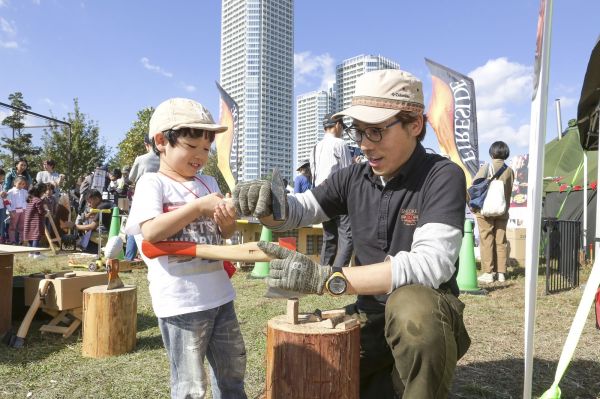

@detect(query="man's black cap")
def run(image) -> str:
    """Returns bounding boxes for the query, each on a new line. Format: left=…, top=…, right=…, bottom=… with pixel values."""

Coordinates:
left=322, top=112, right=342, bottom=129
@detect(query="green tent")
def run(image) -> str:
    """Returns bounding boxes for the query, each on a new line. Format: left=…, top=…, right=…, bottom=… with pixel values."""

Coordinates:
left=543, top=122, right=598, bottom=193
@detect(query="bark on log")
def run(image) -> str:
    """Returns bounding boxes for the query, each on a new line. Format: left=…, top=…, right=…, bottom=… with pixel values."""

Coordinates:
left=82, top=285, right=137, bottom=358
left=266, top=314, right=360, bottom=399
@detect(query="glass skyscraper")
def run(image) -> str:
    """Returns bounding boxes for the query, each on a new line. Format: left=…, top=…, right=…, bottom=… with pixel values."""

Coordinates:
left=220, top=0, right=294, bottom=182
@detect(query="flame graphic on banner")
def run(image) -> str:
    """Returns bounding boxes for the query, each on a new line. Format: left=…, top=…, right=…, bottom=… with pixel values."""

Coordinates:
left=215, top=82, right=238, bottom=191
left=426, top=58, right=479, bottom=186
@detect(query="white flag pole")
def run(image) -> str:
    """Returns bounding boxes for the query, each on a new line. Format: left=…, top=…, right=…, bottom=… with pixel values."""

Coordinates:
left=523, top=0, right=554, bottom=398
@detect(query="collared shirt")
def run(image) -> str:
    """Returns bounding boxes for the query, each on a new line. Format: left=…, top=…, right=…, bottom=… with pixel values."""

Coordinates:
left=278, top=144, right=466, bottom=311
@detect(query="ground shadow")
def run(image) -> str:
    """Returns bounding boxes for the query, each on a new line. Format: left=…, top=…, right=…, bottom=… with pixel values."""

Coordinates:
left=136, top=312, right=158, bottom=333
left=451, top=357, right=600, bottom=398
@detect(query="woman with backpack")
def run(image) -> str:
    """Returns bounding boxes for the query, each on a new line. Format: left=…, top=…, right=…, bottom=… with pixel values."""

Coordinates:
left=472, top=141, right=515, bottom=283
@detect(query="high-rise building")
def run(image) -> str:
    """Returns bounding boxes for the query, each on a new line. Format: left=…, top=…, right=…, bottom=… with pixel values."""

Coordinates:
left=296, top=90, right=333, bottom=164
left=336, top=55, right=400, bottom=113
left=220, top=0, right=294, bottom=182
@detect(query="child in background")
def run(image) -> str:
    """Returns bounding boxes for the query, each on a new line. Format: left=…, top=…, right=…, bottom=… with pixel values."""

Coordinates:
left=124, top=98, right=246, bottom=399
left=43, top=183, right=57, bottom=215
left=6, top=177, right=28, bottom=245
left=0, top=169, right=6, bottom=243
left=23, top=183, right=47, bottom=259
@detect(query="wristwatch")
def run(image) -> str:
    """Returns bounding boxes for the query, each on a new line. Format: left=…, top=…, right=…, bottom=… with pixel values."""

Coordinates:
left=325, top=267, right=348, bottom=296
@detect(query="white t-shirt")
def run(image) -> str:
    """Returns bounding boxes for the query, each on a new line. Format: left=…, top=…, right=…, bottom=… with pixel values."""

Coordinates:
left=36, top=170, right=61, bottom=185
left=124, top=172, right=235, bottom=318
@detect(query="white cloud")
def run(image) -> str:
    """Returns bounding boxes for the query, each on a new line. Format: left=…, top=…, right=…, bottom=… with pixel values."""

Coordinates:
left=294, top=51, right=335, bottom=91
left=0, top=0, right=8, bottom=7
left=140, top=57, right=173, bottom=78
left=32, top=0, right=40, bottom=4
left=42, top=98, right=54, bottom=107
left=0, top=17, right=16, bottom=36
left=469, top=57, right=532, bottom=108
left=181, top=82, right=196, bottom=93
left=466, top=58, right=534, bottom=156
left=0, top=40, right=17, bottom=48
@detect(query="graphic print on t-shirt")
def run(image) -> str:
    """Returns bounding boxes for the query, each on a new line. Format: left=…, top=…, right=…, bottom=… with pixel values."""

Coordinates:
left=162, top=201, right=222, bottom=263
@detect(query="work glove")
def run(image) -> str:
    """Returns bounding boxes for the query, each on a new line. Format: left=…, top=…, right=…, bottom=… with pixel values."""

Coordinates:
left=258, top=241, right=332, bottom=294
left=233, top=179, right=273, bottom=218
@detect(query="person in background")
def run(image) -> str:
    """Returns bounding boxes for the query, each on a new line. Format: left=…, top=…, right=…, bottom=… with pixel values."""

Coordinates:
left=23, top=183, right=47, bottom=259
left=310, top=112, right=354, bottom=268
left=473, top=141, right=515, bottom=283
left=43, top=183, right=57, bottom=216
left=4, top=159, right=32, bottom=191
left=126, top=135, right=161, bottom=262
left=36, top=159, right=64, bottom=190
left=6, top=177, right=29, bottom=245
left=0, top=169, right=6, bottom=243
left=128, top=134, right=160, bottom=184
left=294, top=160, right=312, bottom=194
left=68, top=189, right=113, bottom=254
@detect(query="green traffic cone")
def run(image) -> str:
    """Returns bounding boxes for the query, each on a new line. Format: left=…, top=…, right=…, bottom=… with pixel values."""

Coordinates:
left=457, top=219, right=483, bottom=293
left=108, top=207, right=124, bottom=260
left=250, top=226, right=272, bottom=278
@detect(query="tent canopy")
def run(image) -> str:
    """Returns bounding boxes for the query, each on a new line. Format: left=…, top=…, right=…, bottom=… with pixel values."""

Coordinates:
left=543, top=124, right=597, bottom=192
left=579, top=36, right=600, bottom=150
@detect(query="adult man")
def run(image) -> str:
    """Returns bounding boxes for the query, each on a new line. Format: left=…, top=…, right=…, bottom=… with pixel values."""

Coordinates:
left=310, top=113, right=353, bottom=268
left=128, top=135, right=160, bottom=184
left=234, top=69, right=471, bottom=398
left=125, top=135, right=160, bottom=261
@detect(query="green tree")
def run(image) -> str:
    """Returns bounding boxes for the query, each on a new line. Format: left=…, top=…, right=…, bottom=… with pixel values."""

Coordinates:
left=0, top=92, right=41, bottom=167
left=115, top=107, right=154, bottom=169
left=42, top=98, right=109, bottom=188
left=203, top=151, right=230, bottom=195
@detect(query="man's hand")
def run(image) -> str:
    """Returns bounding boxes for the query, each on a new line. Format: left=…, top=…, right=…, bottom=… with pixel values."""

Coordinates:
left=258, top=241, right=332, bottom=294
left=233, top=180, right=273, bottom=218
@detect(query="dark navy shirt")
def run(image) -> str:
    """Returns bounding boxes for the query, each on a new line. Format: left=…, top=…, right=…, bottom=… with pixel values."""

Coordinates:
left=311, top=143, right=466, bottom=311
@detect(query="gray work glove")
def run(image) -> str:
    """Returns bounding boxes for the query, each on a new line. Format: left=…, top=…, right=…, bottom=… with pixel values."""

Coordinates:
left=233, top=180, right=272, bottom=218
left=258, top=241, right=332, bottom=294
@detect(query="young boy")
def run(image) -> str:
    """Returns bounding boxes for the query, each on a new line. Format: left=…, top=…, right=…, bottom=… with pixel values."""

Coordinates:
left=124, top=98, right=246, bottom=399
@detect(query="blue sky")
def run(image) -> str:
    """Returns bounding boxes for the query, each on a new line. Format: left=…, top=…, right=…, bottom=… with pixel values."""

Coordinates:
left=0, top=0, right=598, bottom=165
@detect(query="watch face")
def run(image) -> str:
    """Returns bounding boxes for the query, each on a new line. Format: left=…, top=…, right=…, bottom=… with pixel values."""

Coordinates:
left=328, top=275, right=347, bottom=295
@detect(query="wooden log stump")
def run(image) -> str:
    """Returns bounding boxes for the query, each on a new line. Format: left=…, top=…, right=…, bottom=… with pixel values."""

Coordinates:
left=266, top=314, right=360, bottom=399
left=82, top=285, right=137, bottom=358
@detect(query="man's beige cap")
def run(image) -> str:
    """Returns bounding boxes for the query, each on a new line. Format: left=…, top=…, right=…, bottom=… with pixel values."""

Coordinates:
left=148, top=97, right=227, bottom=138
left=334, top=69, right=424, bottom=124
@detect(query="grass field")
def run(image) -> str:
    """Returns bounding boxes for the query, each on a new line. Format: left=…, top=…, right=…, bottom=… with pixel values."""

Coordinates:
left=1, top=254, right=599, bottom=398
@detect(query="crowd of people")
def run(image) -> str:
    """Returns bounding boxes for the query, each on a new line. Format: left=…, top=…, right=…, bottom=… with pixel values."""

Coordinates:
left=0, top=156, right=142, bottom=259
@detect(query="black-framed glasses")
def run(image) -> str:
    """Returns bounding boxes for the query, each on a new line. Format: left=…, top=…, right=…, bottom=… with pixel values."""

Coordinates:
left=345, top=118, right=403, bottom=143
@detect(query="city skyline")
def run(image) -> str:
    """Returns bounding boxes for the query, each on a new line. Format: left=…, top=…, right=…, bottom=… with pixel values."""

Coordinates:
left=0, top=1, right=598, bottom=172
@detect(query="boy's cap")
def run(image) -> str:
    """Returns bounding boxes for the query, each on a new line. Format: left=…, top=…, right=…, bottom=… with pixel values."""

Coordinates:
left=149, top=98, right=227, bottom=139
left=296, top=159, right=310, bottom=171
left=333, top=69, right=424, bottom=124
left=322, top=112, right=342, bottom=129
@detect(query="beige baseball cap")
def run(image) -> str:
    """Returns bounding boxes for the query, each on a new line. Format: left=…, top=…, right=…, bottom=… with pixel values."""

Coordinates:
left=333, top=69, right=424, bottom=124
left=148, top=97, right=227, bottom=138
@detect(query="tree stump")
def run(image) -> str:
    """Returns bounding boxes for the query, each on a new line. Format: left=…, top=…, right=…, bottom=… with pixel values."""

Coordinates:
left=266, top=314, right=360, bottom=399
left=82, top=285, right=137, bottom=358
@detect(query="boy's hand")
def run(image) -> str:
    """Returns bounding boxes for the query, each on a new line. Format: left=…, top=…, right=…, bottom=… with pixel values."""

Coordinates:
left=197, top=193, right=224, bottom=218
left=214, top=199, right=237, bottom=236
left=257, top=241, right=332, bottom=295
